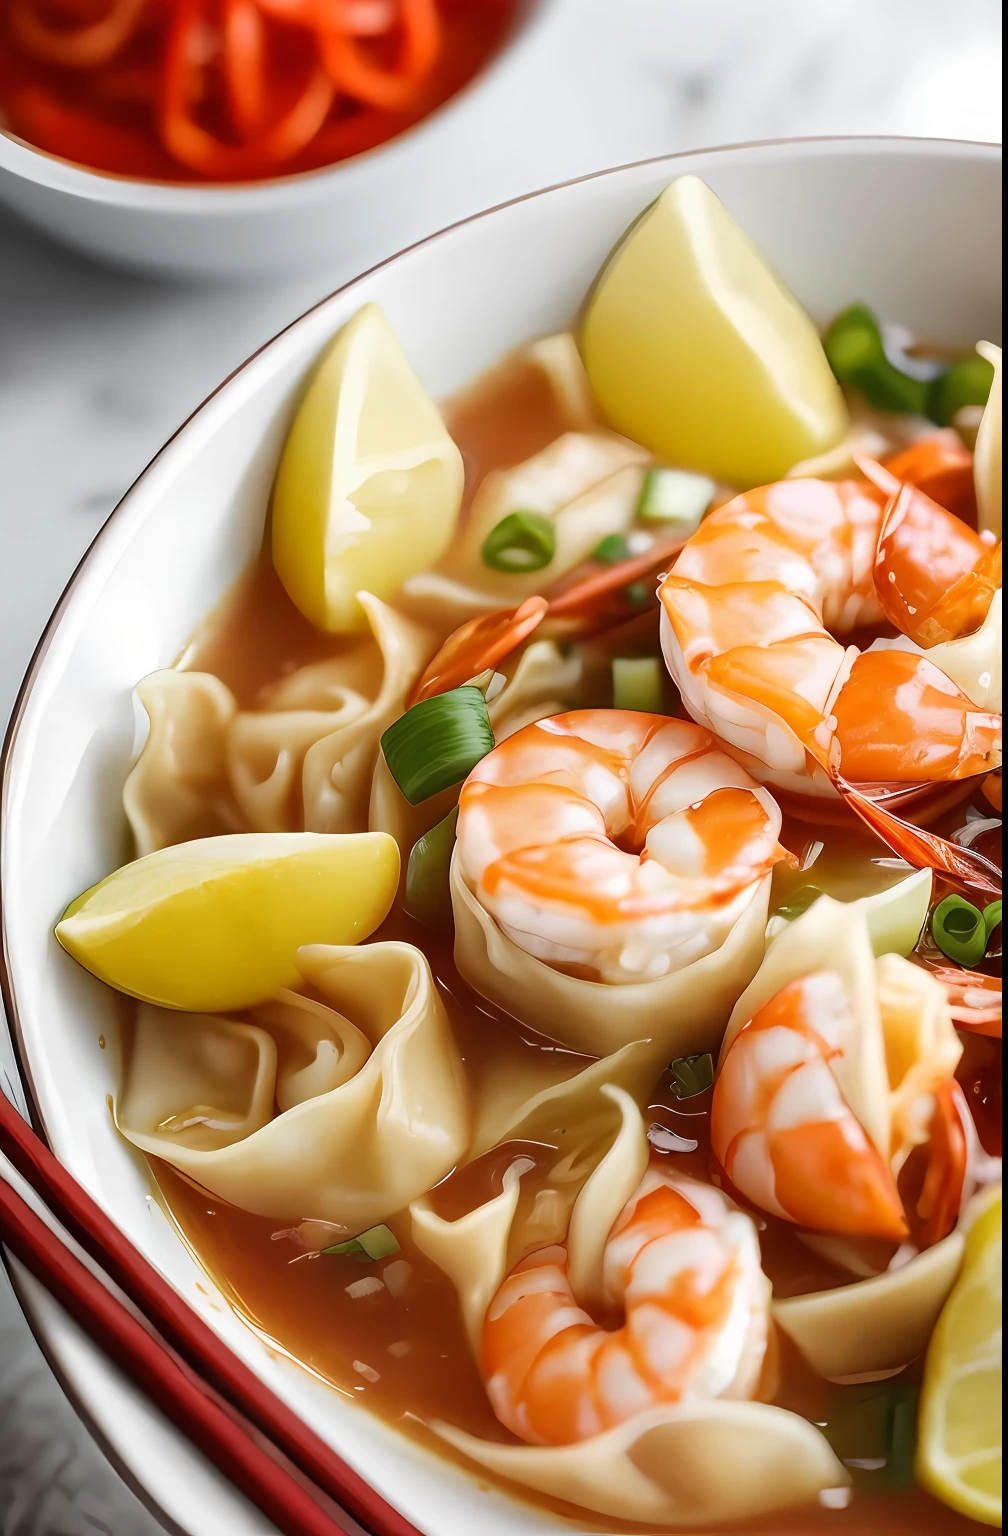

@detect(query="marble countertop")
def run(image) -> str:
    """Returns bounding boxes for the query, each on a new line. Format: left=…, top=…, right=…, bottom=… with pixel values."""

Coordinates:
left=0, top=0, right=1001, bottom=1530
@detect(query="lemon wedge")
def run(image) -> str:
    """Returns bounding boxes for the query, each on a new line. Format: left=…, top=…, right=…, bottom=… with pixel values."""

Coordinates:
left=55, top=832, right=399, bottom=1012
left=272, top=302, right=464, bottom=633
left=581, top=176, right=848, bottom=487
left=917, top=1189, right=1002, bottom=1527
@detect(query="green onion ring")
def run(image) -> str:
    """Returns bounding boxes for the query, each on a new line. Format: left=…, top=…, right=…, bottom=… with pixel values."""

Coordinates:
left=930, top=894, right=988, bottom=968
left=482, top=510, right=556, bottom=573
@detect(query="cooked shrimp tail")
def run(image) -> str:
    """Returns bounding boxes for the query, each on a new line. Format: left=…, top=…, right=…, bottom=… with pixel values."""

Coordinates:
left=865, top=465, right=1001, bottom=646
left=824, top=759, right=1002, bottom=904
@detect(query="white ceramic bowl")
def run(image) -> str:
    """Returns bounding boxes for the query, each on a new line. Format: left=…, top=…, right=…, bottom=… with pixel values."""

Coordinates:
left=1, top=138, right=1002, bottom=1536
left=0, top=0, right=552, bottom=280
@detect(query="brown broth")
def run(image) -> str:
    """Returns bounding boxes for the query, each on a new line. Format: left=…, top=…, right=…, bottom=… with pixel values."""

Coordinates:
left=443, top=353, right=573, bottom=517
left=148, top=352, right=997, bottom=1534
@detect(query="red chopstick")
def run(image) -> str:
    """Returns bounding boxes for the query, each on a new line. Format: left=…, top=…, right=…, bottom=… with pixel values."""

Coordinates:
left=0, top=1170, right=348, bottom=1536
left=0, top=1093, right=421, bottom=1536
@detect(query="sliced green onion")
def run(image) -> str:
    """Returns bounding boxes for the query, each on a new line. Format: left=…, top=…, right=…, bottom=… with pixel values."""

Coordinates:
left=670, top=1052, right=714, bottom=1099
left=822, top=1382, right=917, bottom=1490
left=931, top=894, right=987, bottom=967
left=824, top=303, right=930, bottom=415
left=927, top=353, right=996, bottom=427
left=637, top=467, right=715, bottom=529
left=482, top=510, right=555, bottom=573
left=883, top=1387, right=918, bottom=1490
left=380, top=687, right=494, bottom=805
left=322, top=1224, right=400, bottom=1261
left=625, top=580, right=652, bottom=611
left=404, top=807, right=459, bottom=927
left=982, top=900, right=1002, bottom=942
left=612, top=656, right=662, bottom=712
left=824, top=303, right=886, bottom=378
left=593, top=533, right=631, bottom=565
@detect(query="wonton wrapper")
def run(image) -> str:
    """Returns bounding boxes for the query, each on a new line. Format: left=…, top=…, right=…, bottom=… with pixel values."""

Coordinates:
left=123, top=670, right=239, bottom=854
left=722, top=898, right=967, bottom=1380
left=124, top=594, right=435, bottom=849
left=404, top=431, right=649, bottom=622
left=413, top=1086, right=649, bottom=1347
left=227, top=662, right=372, bottom=833
left=772, top=1229, right=964, bottom=1382
left=233, top=593, right=435, bottom=835
left=451, top=852, right=771, bottom=1060
left=435, top=1403, right=846, bottom=1528
left=974, top=341, right=1001, bottom=538
left=117, top=942, right=468, bottom=1227
left=413, top=1090, right=845, bottom=1525
left=368, top=752, right=458, bottom=863
left=486, top=639, right=584, bottom=741
left=524, top=332, right=599, bottom=430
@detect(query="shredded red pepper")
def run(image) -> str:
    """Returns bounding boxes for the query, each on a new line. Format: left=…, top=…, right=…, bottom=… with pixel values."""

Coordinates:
left=0, top=0, right=519, bottom=182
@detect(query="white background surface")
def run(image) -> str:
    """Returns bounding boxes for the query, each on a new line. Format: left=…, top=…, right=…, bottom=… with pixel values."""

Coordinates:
left=0, top=1, right=1002, bottom=1531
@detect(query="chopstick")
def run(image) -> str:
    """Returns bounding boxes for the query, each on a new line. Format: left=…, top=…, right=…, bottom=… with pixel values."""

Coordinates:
left=0, top=1092, right=421, bottom=1536
left=0, top=1168, right=347, bottom=1536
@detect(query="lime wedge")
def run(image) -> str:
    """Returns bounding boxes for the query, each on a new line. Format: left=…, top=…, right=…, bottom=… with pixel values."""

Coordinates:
left=55, top=832, right=399, bottom=1011
left=917, top=1190, right=1002, bottom=1527
left=272, top=303, right=464, bottom=632
left=581, top=176, right=848, bottom=486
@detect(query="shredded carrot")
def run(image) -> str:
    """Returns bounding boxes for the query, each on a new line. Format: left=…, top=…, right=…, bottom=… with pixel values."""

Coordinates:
left=0, top=0, right=518, bottom=183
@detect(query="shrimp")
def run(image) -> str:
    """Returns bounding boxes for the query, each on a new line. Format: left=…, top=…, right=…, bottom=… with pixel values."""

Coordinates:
left=658, top=476, right=1002, bottom=798
left=481, top=1169, right=770, bottom=1445
left=455, top=711, right=789, bottom=984
left=710, top=968, right=967, bottom=1246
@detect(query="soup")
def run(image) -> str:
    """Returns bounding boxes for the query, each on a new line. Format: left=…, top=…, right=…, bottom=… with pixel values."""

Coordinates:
left=57, top=175, right=1002, bottom=1531
left=0, top=0, right=521, bottom=183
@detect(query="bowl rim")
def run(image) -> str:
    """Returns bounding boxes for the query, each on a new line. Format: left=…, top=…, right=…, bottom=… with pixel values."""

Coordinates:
left=0, top=130, right=1001, bottom=1536
left=0, top=131, right=1001, bottom=1137
left=0, top=0, right=558, bottom=208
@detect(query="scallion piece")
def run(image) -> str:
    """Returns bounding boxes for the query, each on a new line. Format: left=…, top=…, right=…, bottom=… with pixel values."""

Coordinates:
left=482, top=510, right=556, bottom=573
left=593, top=533, right=631, bottom=565
left=824, top=303, right=930, bottom=415
left=882, top=1387, right=918, bottom=1490
left=322, top=1224, right=400, bottom=1261
left=824, top=303, right=885, bottom=378
left=612, top=657, right=662, bottom=713
left=404, top=807, right=459, bottom=927
left=380, top=687, right=494, bottom=805
left=637, top=467, right=715, bottom=530
left=625, top=580, right=652, bottom=611
left=927, top=353, right=995, bottom=427
left=931, top=894, right=987, bottom=967
left=670, top=1052, right=714, bottom=1099
left=821, top=1381, right=917, bottom=1489
left=982, top=900, right=1002, bottom=942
